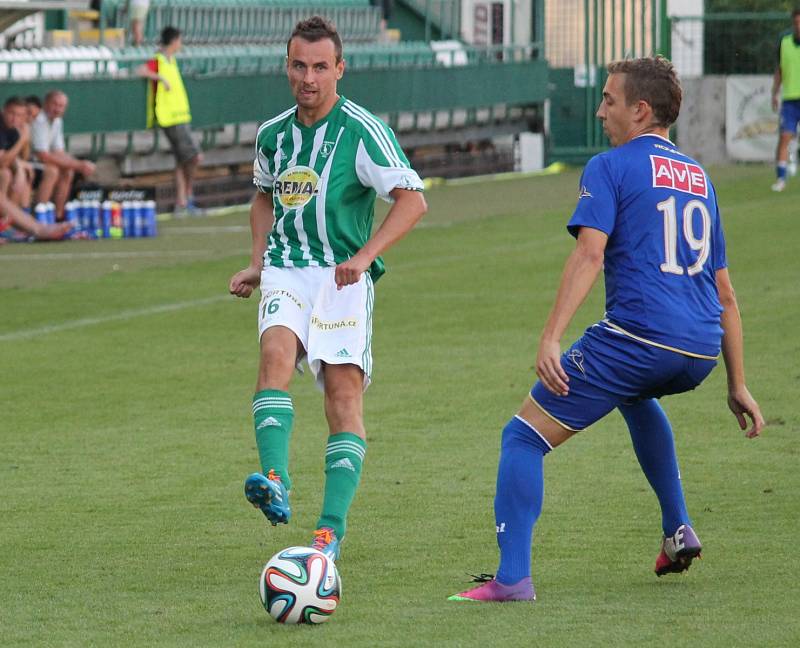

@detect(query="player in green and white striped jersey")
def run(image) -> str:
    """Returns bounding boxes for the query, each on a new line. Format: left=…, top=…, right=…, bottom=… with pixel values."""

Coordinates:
left=229, top=16, right=427, bottom=561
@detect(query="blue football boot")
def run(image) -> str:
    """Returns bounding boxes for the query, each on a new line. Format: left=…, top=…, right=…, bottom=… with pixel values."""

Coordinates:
left=311, top=527, right=341, bottom=561
left=244, top=470, right=291, bottom=526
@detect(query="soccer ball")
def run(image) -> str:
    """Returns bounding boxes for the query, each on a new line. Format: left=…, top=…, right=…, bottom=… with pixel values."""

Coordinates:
left=259, top=546, right=341, bottom=624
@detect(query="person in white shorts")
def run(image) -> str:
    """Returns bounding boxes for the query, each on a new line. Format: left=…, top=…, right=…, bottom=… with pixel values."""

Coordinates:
left=228, top=16, right=427, bottom=561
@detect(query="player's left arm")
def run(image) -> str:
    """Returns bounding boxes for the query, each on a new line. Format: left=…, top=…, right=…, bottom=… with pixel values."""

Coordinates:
left=334, top=187, right=427, bottom=288
left=536, top=226, right=607, bottom=396
left=716, top=267, right=765, bottom=438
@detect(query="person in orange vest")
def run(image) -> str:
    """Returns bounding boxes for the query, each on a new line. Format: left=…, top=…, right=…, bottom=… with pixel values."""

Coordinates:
left=137, top=26, right=203, bottom=216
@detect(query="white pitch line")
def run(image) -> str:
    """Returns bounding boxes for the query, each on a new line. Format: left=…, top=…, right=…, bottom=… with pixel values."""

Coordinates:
left=0, top=295, right=232, bottom=342
left=0, top=250, right=242, bottom=261
left=161, top=225, right=251, bottom=234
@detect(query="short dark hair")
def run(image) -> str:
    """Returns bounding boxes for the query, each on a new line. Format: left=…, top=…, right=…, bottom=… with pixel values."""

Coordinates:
left=160, top=26, right=181, bottom=47
left=792, top=8, right=800, bottom=19
left=24, top=95, right=41, bottom=108
left=606, top=56, right=682, bottom=128
left=287, top=16, right=343, bottom=63
left=3, top=96, right=25, bottom=109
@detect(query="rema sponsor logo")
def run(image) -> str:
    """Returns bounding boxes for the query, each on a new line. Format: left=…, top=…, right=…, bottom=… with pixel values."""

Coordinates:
left=274, top=165, right=320, bottom=210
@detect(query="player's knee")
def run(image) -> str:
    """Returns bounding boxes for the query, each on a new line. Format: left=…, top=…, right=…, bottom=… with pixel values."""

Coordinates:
left=323, top=371, right=363, bottom=428
left=259, top=348, right=295, bottom=378
left=501, top=416, right=552, bottom=455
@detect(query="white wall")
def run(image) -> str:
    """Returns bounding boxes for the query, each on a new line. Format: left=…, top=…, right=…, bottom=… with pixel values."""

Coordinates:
left=668, top=0, right=704, bottom=78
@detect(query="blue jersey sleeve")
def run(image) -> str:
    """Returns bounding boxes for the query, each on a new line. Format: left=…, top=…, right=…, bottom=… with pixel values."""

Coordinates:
left=567, top=154, right=618, bottom=239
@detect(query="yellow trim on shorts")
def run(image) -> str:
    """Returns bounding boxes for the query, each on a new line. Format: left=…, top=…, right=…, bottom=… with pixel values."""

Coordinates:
left=601, top=320, right=719, bottom=360
left=528, top=394, right=585, bottom=433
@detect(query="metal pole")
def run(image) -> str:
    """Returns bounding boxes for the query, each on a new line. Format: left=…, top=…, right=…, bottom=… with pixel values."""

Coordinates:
left=593, top=0, right=600, bottom=146
left=425, top=0, right=431, bottom=42
left=611, top=0, right=616, bottom=61
left=660, top=0, right=671, bottom=58
left=584, top=0, right=592, bottom=149
left=651, top=0, right=657, bottom=56
left=640, top=0, right=646, bottom=56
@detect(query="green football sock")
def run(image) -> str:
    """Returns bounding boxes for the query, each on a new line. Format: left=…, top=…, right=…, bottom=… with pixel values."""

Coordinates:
left=252, top=389, right=294, bottom=491
left=316, top=432, right=366, bottom=540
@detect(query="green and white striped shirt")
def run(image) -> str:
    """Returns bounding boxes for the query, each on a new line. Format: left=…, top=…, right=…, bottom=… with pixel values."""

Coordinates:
left=253, top=95, right=424, bottom=281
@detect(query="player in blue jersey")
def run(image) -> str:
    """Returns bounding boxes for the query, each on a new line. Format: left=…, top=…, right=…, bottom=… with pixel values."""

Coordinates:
left=450, top=56, right=764, bottom=603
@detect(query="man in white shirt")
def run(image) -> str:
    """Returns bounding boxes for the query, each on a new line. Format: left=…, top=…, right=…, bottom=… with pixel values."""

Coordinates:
left=31, top=90, right=95, bottom=220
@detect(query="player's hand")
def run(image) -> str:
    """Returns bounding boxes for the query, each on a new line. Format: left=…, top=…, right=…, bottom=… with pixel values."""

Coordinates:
left=772, top=94, right=780, bottom=112
left=536, top=338, right=569, bottom=397
left=727, top=385, right=764, bottom=439
left=334, top=254, right=370, bottom=290
left=229, top=265, right=261, bottom=298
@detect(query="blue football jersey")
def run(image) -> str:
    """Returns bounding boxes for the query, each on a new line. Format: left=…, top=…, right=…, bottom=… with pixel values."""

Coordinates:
left=568, top=134, right=726, bottom=357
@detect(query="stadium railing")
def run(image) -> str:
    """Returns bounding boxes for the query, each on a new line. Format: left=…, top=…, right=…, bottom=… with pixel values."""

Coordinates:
left=0, top=42, right=545, bottom=161
left=0, top=38, right=544, bottom=82
left=98, top=0, right=382, bottom=45
left=396, top=0, right=461, bottom=40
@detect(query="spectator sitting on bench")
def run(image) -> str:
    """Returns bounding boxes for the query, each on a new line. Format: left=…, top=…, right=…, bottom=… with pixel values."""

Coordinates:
left=31, top=90, right=96, bottom=221
left=0, top=96, right=33, bottom=211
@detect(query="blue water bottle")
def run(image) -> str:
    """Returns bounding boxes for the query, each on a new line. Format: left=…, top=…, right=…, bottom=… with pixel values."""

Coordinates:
left=144, top=200, right=157, bottom=237
left=122, top=201, right=134, bottom=237
left=65, top=201, right=79, bottom=232
left=133, top=200, right=144, bottom=237
left=35, top=202, right=48, bottom=223
left=101, top=200, right=112, bottom=238
left=78, top=200, right=89, bottom=231
left=89, top=200, right=101, bottom=238
left=45, top=202, right=56, bottom=225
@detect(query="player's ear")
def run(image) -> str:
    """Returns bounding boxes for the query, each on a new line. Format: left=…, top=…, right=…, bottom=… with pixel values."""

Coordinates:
left=635, top=99, right=651, bottom=121
left=336, top=58, right=345, bottom=79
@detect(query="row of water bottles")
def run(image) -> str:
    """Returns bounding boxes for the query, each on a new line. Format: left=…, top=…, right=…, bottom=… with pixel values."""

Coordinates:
left=34, top=200, right=158, bottom=238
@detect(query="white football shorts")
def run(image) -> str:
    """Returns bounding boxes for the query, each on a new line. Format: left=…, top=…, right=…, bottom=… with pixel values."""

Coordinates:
left=258, top=265, right=374, bottom=391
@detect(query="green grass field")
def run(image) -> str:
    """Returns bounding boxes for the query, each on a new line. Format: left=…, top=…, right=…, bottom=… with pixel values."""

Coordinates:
left=1, top=164, right=798, bottom=647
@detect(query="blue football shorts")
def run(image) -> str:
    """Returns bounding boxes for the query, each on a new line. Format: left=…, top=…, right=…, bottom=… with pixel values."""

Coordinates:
left=530, top=323, right=717, bottom=431
left=779, top=99, right=800, bottom=134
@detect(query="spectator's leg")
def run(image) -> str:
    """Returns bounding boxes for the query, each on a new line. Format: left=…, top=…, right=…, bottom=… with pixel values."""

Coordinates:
left=182, top=152, right=202, bottom=204
left=11, top=165, right=32, bottom=210
left=0, top=167, right=11, bottom=197
left=1, top=193, right=70, bottom=239
left=36, top=164, right=59, bottom=205
left=174, top=164, right=187, bottom=209
left=53, top=168, right=74, bottom=220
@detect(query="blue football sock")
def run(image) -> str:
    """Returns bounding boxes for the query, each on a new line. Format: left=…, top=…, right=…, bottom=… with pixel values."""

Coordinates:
left=619, top=399, right=689, bottom=537
left=494, top=416, right=551, bottom=585
left=777, top=162, right=788, bottom=180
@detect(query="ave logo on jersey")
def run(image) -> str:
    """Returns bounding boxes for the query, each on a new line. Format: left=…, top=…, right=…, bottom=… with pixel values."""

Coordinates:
left=274, top=165, right=320, bottom=210
left=650, top=155, right=708, bottom=197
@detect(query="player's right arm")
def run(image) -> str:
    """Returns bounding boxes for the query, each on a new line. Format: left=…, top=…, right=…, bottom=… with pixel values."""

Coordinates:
left=716, top=267, right=765, bottom=438
left=536, top=226, right=607, bottom=396
left=229, top=191, right=274, bottom=298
